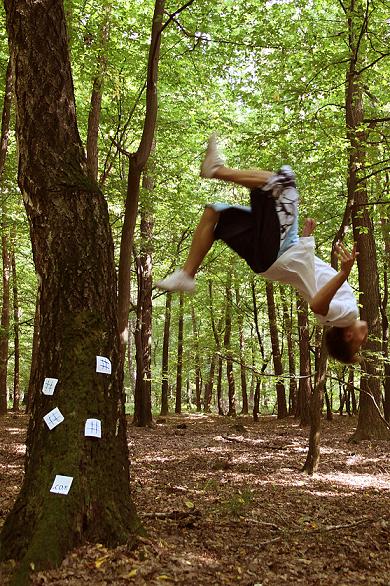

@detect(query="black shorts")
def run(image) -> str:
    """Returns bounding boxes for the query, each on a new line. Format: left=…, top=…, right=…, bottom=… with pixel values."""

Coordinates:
left=212, top=187, right=281, bottom=273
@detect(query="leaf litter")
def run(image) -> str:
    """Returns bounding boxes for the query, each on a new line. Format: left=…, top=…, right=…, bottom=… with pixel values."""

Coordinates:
left=0, top=412, right=389, bottom=585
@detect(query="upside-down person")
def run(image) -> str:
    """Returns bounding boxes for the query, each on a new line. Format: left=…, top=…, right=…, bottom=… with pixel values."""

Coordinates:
left=156, top=134, right=368, bottom=364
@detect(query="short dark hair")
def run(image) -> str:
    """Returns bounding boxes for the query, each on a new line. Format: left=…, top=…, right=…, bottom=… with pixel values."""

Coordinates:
left=324, top=326, right=359, bottom=364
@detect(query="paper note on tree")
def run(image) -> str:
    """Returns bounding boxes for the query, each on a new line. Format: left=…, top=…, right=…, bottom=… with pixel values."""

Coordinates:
left=43, top=407, right=64, bottom=430
left=42, top=378, right=59, bottom=396
left=85, top=418, right=102, bottom=438
left=96, top=356, right=112, bottom=374
left=50, top=475, right=73, bottom=495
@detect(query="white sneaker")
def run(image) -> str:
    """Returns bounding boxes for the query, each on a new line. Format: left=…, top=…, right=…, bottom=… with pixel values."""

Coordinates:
left=155, top=270, right=195, bottom=293
left=200, top=133, right=225, bottom=178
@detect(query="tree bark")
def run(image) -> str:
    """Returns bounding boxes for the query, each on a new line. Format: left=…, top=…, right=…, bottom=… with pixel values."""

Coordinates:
left=266, top=282, right=287, bottom=418
left=11, top=237, right=20, bottom=412
left=0, top=0, right=140, bottom=575
left=224, top=273, right=236, bottom=417
left=160, top=292, right=172, bottom=416
left=132, top=197, right=154, bottom=427
left=281, top=290, right=297, bottom=415
left=342, top=1, right=389, bottom=441
left=175, top=292, right=184, bottom=414
left=296, top=296, right=312, bottom=425
left=191, top=304, right=202, bottom=412
left=235, top=284, right=248, bottom=414
left=0, top=220, right=10, bottom=415
left=117, top=0, right=165, bottom=354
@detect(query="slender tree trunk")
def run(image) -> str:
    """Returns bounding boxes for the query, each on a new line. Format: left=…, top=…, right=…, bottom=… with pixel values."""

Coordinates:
left=11, top=238, right=20, bottom=412
left=175, top=292, right=184, bottom=414
left=160, top=292, right=172, bottom=416
left=132, top=196, right=154, bottom=427
left=266, top=282, right=287, bottom=418
left=216, top=355, right=224, bottom=415
left=0, top=57, right=13, bottom=416
left=117, top=0, right=165, bottom=357
left=251, top=279, right=269, bottom=421
left=0, top=0, right=140, bottom=575
left=281, top=291, right=297, bottom=415
left=253, top=379, right=261, bottom=422
left=204, top=352, right=216, bottom=413
left=302, top=332, right=328, bottom=475
left=235, top=284, right=248, bottom=414
left=224, top=274, right=236, bottom=417
left=191, top=304, right=202, bottom=412
left=296, top=296, right=311, bottom=425
left=0, top=221, right=10, bottom=415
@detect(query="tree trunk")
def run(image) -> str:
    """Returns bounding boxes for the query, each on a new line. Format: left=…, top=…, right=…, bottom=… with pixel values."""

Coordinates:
left=132, top=197, right=154, bottom=427
left=0, top=0, right=140, bottom=576
left=204, top=352, right=216, bottom=413
left=281, top=290, right=297, bottom=415
left=11, top=238, right=20, bottom=412
left=224, top=274, right=236, bottom=417
left=253, top=379, right=261, bottom=422
left=216, top=354, right=224, bottom=415
left=235, top=284, right=248, bottom=414
left=0, top=57, right=13, bottom=416
left=0, top=220, right=10, bottom=415
left=160, top=292, right=172, bottom=416
left=191, top=304, right=202, bottom=412
left=117, top=0, right=165, bottom=356
left=343, top=0, right=389, bottom=441
left=175, top=292, right=184, bottom=414
left=302, top=332, right=328, bottom=475
left=251, top=279, right=269, bottom=421
left=266, top=282, right=287, bottom=418
left=380, top=200, right=390, bottom=422
left=296, top=296, right=312, bottom=425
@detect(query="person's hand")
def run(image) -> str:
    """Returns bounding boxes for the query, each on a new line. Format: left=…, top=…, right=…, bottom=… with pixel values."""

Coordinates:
left=335, top=241, right=359, bottom=275
left=302, top=218, right=316, bottom=237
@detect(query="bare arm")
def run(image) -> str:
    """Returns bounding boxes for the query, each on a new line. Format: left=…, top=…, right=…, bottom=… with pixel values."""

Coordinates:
left=309, top=242, right=358, bottom=316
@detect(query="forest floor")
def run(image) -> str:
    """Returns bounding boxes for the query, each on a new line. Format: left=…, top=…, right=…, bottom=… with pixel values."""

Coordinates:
left=0, top=412, right=390, bottom=585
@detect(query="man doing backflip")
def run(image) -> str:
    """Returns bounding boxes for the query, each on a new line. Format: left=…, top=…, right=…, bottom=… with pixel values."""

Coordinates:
left=156, top=134, right=368, bottom=364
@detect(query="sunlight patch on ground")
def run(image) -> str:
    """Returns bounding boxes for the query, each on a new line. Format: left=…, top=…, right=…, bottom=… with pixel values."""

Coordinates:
left=318, top=472, right=390, bottom=490
left=5, top=427, right=24, bottom=435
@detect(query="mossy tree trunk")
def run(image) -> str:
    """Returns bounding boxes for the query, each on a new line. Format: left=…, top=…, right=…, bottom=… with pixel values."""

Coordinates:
left=0, top=0, right=140, bottom=577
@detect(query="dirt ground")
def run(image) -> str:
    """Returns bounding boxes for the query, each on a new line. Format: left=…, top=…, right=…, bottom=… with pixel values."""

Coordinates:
left=0, top=412, right=389, bottom=585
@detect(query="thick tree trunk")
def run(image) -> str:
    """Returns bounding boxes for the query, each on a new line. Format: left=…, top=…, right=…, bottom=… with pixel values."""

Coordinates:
left=343, top=1, right=389, bottom=441
left=266, top=282, right=287, bottom=418
left=175, top=292, right=184, bottom=414
left=380, top=204, right=390, bottom=422
left=11, top=240, right=20, bottom=412
left=0, top=0, right=140, bottom=575
left=160, top=292, right=172, bottom=416
left=296, top=296, right=312, bottom=425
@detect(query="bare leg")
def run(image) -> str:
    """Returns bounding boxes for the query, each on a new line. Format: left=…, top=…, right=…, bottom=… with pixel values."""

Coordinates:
left=183, top=207, right=219, bottom=277
left=213, top=165, right=273, bottom=189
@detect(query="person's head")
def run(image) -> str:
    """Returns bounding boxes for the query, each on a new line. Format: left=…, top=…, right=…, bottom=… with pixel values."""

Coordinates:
left=325, top=320, right=368, bottom=364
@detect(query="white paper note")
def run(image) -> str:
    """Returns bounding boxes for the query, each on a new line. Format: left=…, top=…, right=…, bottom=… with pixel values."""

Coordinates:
left=43, top=407, right=64, bottom=430
left=85, top=418, right=102, bottom=438
left=96, top=355, right=112, bottom=374
left=42, top=378, right=59, bottom=396
left=50, top=475, right=73, bottom=495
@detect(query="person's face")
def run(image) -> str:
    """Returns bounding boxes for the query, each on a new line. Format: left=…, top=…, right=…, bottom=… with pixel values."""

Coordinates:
left=343, top=320, right=368, bottom=353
